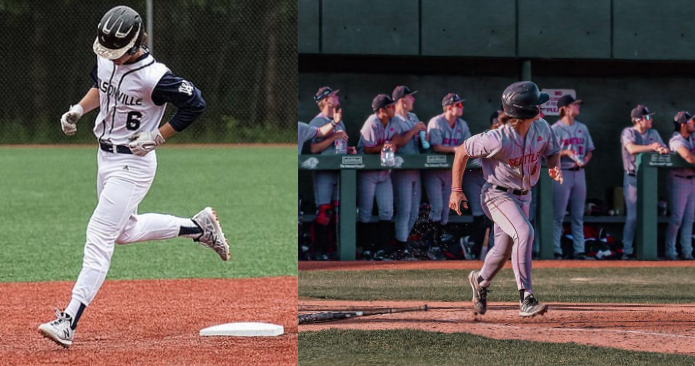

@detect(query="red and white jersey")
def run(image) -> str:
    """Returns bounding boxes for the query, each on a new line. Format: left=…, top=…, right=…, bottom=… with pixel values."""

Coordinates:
left=93, top=54, right=169, bottom=145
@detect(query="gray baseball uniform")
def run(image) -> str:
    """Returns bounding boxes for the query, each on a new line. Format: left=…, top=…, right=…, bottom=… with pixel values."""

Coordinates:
left=551, top=120, right=595, bottom=256
left=620, top=127, right=665, bottom=255
left=356, top=114, right=400, bottom=222
left=462, top=158, right=485, bottom=217
left=392, top=112, right=422, bottom=242
left=309, top=113, right=347, bottom=205
left=464, top=119, right=560, bottom=293
left=298, top=122, right=318, bottom=154
left=425, top=114, right=471, bottom=224
left=665, top=132, right=695, bottom=258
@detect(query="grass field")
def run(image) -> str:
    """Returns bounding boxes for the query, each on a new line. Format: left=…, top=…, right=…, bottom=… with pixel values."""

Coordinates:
left=0, top=146, right=297, bottom=282
left=299, top=266, right=695, bottom=365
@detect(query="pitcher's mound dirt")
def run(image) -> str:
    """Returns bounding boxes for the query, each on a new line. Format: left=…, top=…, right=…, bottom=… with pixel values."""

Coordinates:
left=2, top=277, right=297, bottom=366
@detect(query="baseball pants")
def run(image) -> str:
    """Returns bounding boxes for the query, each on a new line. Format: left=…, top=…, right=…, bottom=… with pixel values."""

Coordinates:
left=479, top=185, right=534, bottom=293
left=71, top=150, right=197, bottom=306
left=357, top=170, right=393, bottom=223
left=665, top=175, right=695, bottom=258
left=313, top=171, right=339, bottom=205
left=552, top=169, right=587, bottom=256
left=424, top=169, right=452, bottom=225
left=392, top=170, right=421, bottom=242
left=622, top=173, right=637, bottom=256
left=462, top=169, right=485, bottom=217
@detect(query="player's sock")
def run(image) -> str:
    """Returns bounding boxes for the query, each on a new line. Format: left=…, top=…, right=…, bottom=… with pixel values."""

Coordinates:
left=478, top=275, right=490, bottom=288
left=65, top=299, right=86, bottom=330
left=178, top=219, right=204, bottom=239
left=519, top=290, right=525, bottom=302
left=520, top=290, right=533, bottom=302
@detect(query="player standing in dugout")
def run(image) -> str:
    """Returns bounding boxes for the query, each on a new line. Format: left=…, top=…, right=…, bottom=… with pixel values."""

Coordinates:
left=38, top=6, right=230, bottom=348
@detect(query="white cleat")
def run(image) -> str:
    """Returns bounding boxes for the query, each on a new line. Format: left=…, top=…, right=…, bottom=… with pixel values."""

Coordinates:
left=38, top=309, right=74, bottom=348
left=519, top=295, right=548, bottom=318
left=192, top=207, right=230, bottom=261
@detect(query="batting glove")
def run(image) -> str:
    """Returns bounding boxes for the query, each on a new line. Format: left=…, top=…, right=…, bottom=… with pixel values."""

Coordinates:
left=128, top=130, right=166, bottom=156
left=60, top=105, right=83, bottom=136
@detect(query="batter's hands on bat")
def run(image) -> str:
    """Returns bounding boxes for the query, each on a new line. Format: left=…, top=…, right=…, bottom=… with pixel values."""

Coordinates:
left=128, top=130, right=165, bottom=156
left=60, top=105, right=83, bottom=136
left=449, top=191, right=468, bottom=216
left=549, top=166, right=564, bottom=184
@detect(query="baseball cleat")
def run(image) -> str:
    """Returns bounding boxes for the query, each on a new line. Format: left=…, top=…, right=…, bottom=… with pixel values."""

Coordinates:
left=192, top=207, right=230, bottom=261
left=468, top=270, right=490, bottom=315
left=519, top=295, right=548, bottom=318
left=38, top=308, right=74, bottom=348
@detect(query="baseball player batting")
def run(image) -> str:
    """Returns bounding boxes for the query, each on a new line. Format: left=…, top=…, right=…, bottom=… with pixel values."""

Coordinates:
left=550, top=95, right=595, bottom=260
left=38, top=6, right=230, bottom=348
left=391, top=85, right=426, bottom=253
left=425, top=93, right=471, bottom=245
left=665, top=111, right=695, bottom=260
left=449, top=81, right=562, bottom=317
left=620, top=104, right=669, bottom=259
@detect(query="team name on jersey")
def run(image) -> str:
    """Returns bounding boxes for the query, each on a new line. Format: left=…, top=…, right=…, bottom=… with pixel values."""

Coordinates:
left=97, top=78, right=143, bottom=106
left=561, top=137, right=585, bottom=146
left=508, top=150, right=542, bottom=167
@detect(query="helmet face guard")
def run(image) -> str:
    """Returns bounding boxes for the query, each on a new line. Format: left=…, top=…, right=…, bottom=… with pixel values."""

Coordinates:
left=501, top=81, right=549, bottom=119
left=93, top=6, right=143, bottom=60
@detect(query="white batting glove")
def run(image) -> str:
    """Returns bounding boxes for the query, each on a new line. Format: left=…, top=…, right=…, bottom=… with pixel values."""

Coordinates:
left=128, top=130, right=165, bottom=156
left=60, top=105, right=83, bottom=136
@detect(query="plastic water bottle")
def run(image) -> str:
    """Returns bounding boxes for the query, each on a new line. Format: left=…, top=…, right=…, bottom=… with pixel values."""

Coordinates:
left=334, top=138, right=347, bottom=154
left=381, top=143, right=395, bottom=167
left=419, top=130, right=430, bottom=149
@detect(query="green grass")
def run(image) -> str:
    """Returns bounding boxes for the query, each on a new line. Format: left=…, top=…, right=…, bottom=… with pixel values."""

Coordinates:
left=0, top=146, right=297, bottom=282
left=299, top=267, right=695, bottom=303
left=299, top=329, right=695, bottom=366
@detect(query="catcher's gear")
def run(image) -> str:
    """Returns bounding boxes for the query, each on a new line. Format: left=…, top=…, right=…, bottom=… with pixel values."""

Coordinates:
left=93, top=5, right=144, bottom=60
left=60, top=105, right=83, bottom=136
left=501, top=81, right=549, bottom=119
left=127, top=130, right=165, bottom=156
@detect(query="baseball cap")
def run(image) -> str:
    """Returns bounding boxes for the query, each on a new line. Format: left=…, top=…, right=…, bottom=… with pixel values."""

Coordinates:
left=674, top=111, right=692, bottom=124
left=556, top=95, right=583, bottom=109
left=442, top=93, right=465, bottom=107
left=631, top=104, right=655, bottom=119
left=314, top=87, right=340, bottom=103
left=392, top=85, right=417, bottom=101
left=372, top=94, right=396, bottom=111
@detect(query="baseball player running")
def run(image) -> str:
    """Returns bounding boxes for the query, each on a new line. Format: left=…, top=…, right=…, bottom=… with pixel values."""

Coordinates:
left=620, top=104, right=669, bottom=260
left=38, top=6, right=229, bottom=348
left=665, top=111, right=695, bottom=260
left=356, top=94, right=399, bottom=258
left=309, top=87, right=350, bottom=257
left=449, top=81, right=562, bottom=317
left=298, top=121, right=340, bottom=154
left=390, top=86, right=427, bottom=253
left=425, top=93, right=471, bottom=245
left=550, top=95, right=595, bottom=260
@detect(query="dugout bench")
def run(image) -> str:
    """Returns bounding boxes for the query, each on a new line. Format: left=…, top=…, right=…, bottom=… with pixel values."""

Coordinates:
left=298, top=152, right=679, bottom=261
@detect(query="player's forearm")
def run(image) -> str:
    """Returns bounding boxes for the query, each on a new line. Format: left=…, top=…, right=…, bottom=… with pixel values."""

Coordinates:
left=390, top=133, right=408, bottom=148
left=364, top=145, right=383, bottom=154
left=311, top=137, right=336, bottom=153
left=546, top=154, right=561, bottom=170
left=451, top=145, right=469, bottom=190
left=158, top=123, right=178, bottom=140
left=77, top=88, right=100, bottom=114
left=433, top=145, right=456, bottom=154
left=584, top=151, right=593, bottom=164
left=316, top=123, right=336, bottom=138
left=625, top=144, right=653, bottom=155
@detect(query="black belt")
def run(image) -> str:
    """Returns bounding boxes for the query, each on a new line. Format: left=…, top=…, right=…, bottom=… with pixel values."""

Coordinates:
left=493, top=185, right=529, bottom=196
left=99, top=142, right=133, bottom=154
left=627, top=171, right=636, bottom=177
left=564, top=166, right=583, bottom=171
left=675, top=175, right=695, bottom=180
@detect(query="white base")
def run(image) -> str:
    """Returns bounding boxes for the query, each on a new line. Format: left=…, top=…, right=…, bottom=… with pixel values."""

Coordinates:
left=199, top=322, right=284, bottom=337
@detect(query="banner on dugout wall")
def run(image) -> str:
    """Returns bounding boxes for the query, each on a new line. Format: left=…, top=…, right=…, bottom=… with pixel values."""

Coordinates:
left=540, top=89, right=576, bottom=116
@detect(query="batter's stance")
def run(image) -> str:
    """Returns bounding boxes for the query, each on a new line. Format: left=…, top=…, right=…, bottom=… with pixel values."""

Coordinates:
left=449, top=81, right=562, bottom=317
left=620, top=105, right=669, bottom=259
left=38, top=6, right=229, bottom=348
left=550, top=95, right=595, bottom=260
left=665, top=111, right=695, bottom=260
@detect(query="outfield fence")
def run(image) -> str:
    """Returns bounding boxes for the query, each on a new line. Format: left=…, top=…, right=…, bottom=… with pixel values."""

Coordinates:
left=0, top=0, right=296, bottom=144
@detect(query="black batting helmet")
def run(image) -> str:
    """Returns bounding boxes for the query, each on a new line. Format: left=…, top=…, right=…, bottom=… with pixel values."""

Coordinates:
left=501, top=81, right=549, bottom=119
left=93, top=6, right=144, bottom=60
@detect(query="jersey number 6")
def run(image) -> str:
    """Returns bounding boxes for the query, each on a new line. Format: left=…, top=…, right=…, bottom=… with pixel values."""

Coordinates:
left=126, top=111, right=142, bottom=131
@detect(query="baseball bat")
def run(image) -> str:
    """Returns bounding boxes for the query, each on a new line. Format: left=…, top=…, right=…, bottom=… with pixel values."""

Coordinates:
left=299, top=305, right=428, bottom=325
